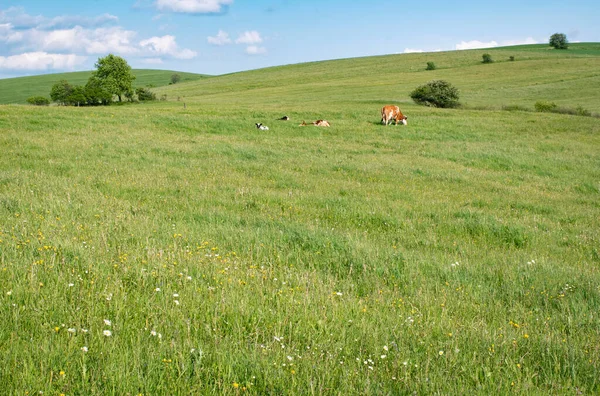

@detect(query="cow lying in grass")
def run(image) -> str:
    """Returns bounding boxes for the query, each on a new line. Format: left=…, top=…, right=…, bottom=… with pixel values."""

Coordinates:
left=299, top=120, right=330, bottom=127
left=255, top=123, right=269, bottom=130
left=381, top=105, right=408, bottom=125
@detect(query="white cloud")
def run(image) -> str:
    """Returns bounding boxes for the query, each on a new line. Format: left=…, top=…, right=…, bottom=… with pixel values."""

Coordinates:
left=245, top=45, right=266, bottom=55
left=0, top=7, right=118, bottom=29
left=0, top=51, right=87, bottom=70
left=141, top=57, right=164, bottom=64
left=155, top=0, right=233, bottom=13
left=207, top=30, right=232, bottom=45
left=404, top=48, right=424, bottom=53
left=501, top=37, right=537, bottom=46
left=236, top=31, right=262, bottom=44
left=456, top=40, right=498, bottom=50
left=139, top=35, right=198, bottom=59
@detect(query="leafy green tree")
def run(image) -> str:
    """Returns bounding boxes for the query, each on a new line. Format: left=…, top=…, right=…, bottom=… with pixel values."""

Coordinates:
left=136, top=87, right=156, bottom=101
left=410, top=80, right=460, bottom=108
left=170, top=73, right=181, bottom=84
left=67, top=85, right=87, bottom=106
left=92, top=54, right=136, bottom=102
left=426, top=62, right=436, bottom=70
left=50, top=80, right=73, bottom=105
left=84, top=76, right=113, bottom=105
left=549, top=33, right=568, bottom=49
left=482, top=53, right=493, bottom=63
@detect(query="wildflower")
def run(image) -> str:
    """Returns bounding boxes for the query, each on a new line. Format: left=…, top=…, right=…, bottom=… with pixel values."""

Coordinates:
left=287, top=356, right=293, bottom=361
left=67, top=328, right=76, bottom=334
left=59, top=370, right=65, bottom=376
left=6, top=290, right=11, bottom=296
left=383, top=345, right=388, bottom=351
left=173, top=293, right=179, bottom=298
left=68, top=283, right=74, bottom=287
left=155, top=288, right=161, bottom=292
left=81, top=346, right=88, bottom=352
left=233, top=383, right=239, bottom=389
left=103, top=330, right=112, bottom=337
left=174, top=300, right=180, bottom=305
left=150, top=330, right=157, bottom=336
left=54, top=327, right=60, bottom=332
left=186, top=276, right=192, bottom=281
left=81, top=328, right=89, bottom=334
left=523, top=334, right=529, bottom=339
left=103, top=319, right=112, bottom=326
left=381, top=355, right=387, bottom=359
left=403, top=361, right=408, bottom=366
left=335, top=292, right=342, bottom=296
left=439, top=350, right=444, bottom=356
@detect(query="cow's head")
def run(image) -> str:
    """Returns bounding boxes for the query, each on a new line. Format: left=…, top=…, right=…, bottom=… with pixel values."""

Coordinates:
left=397, top=115, right=408, bottom=125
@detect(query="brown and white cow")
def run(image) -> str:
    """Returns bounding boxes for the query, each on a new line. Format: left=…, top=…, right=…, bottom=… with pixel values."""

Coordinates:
left=381, top=105, right=408, bottom=126
left=312, top=119, right=330, bottom=127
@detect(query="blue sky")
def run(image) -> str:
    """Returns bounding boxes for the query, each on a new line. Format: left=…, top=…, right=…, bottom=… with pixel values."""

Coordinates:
left=0, top=0, right=598, bottom=79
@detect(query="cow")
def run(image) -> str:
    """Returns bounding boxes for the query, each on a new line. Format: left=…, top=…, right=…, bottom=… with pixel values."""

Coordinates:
left=278, top=115, right=290, bottom=121
left=312, top=120, right=330, bottom=127
left=381, top=105, right=408, bottom=126
left=255, top=123, right=269, bottom=130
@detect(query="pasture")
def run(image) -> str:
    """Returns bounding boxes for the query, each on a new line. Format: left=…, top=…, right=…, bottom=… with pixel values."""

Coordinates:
left=0, top=44, right=599, bottom=394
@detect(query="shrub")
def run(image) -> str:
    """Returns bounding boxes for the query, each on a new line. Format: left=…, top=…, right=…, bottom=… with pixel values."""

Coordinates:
left=482, top=53, right=493, bottom=63
left=410, top=80, right=460, bottom=108
left=502, top=104, right=530, bottom=112
left=509, top=56, right=515, bottom=61
left=136, top=87, right=156, bottom=101
left=549, top=33, right=568, bottom=49
left=534, top=100, right=558, bottom=113
left=171, top=74, right=181, bottom=84
left=50, top=80, right=73, bottom=105
left=575, top=106, right=591, bottom=117
left=26, top=96, right=50, bottom=106
left=426, top=61, right=436, bottom=70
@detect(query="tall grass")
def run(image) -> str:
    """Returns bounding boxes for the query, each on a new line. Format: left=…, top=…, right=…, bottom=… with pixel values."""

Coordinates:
left=1, top=44, right=600, bottom=394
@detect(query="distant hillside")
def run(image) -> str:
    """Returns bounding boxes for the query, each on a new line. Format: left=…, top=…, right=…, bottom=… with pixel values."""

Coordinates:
left=0, top=69, right=209, bottom=104
left=152, top=42, right=600, bottom=112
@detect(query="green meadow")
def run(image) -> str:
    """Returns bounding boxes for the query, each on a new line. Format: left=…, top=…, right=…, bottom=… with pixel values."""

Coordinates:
left=0, top=44, right=599, bottom=394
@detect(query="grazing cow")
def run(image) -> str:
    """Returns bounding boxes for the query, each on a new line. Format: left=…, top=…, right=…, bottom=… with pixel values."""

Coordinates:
left=278, top=115, right=290, bottom=121
left=312, top=120, right=331, bottom=127
left=255, top=123, right=269, bottom=130
left=381, top=105, right=408, bottom=126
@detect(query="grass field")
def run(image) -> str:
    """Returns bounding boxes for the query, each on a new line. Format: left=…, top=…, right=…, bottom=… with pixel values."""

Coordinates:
left=0, top=69, right=209, bottom=105
left=0, top=44, right=599, bottom=394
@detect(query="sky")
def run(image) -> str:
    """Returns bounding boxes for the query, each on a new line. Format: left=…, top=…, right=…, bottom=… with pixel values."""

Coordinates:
left=0, top=0, right=598, bottom=79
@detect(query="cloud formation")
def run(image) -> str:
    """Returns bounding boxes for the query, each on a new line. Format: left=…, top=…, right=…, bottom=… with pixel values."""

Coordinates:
left=155, top=0, right=233, bottom=14
left=235, top=31, right=262, bottom=44
left=139, top=35, right=198, bottom=59
left=207, top=30, right=232, bottom=45
left=245, top=45, right=266, bottom=55
left=0, top=51, right=87, bottom=70
left=456, top=37, right=538, bottom=50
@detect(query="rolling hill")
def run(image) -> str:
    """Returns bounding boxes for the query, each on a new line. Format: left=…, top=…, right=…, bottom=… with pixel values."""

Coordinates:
left=0, top=69, right=209, bottom=105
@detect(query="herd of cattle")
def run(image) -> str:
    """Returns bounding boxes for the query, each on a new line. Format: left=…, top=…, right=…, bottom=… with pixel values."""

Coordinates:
left=255, top=105, right=407, bottom=130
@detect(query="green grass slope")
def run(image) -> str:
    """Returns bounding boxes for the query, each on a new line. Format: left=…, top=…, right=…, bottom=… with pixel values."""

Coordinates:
left=0, top=44, right=599, bottom=394
left=0, top=69, right=209, bottom=104
left=155, top=43, right=600, bottom=112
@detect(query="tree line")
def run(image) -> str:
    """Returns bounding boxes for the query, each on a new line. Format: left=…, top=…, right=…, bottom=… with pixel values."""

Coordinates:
left=32, top=54, right=157, bottom=106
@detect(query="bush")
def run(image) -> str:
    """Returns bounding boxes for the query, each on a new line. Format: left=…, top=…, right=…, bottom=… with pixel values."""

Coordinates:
left=534, top=100, right=558, bottom=113
left=482, top=53, right=493, bottom=64
left=509, top=56, right=515, bottom=61
left=502, top=104, right=530, bottom=112
left=575, top=106, right=592, bottom=117
left=26, top=96, right=50, bottom=106
left=549, top=33, right=568, bottom=49
left=410, top=80, right=460, bottom=108
left=426, top=62, right=436, bottom=70
left=136, top=87, right=156, bottom=101
left=170, top=74, right=181, bottom=84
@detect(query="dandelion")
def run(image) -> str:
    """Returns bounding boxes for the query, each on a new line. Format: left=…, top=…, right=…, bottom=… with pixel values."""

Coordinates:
left=81, top=346, right=88, bottom=352
left=103, top=319, right=112, bottom=326
left=59, top=370, right=65, bottom=377
left=233, top=383, right=239, bottom=389
left=523, top=334, right=529, bottom=339
left=103, top=330, right=112, bottom=337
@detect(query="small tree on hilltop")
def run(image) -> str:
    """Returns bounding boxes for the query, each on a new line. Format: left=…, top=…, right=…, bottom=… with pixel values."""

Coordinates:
left=549, top=33, right=568, bottom=49
left=482, top=53, right=493, bottom=63
left=170, top=73, right=181, bottom=84
left=410, top=80, right=460, bottom=108
left=93, top=54, right=136, bottom=102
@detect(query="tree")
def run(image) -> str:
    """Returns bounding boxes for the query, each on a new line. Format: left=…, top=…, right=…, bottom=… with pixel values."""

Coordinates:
left=170, top=73, right=181, bottom=84
left=92, top=54, right=136, bottom=102
left=26, top=96, right=50, bottom=106
left=482, top=53, right=493, bottom=63
left=84, top=76, right=113, bottom=105
left=549, top=33, right=568, bottom=49
left=66, top=85, right=87, bottom=106
left=50, top=80, right=73, bottom=105
left=410, top=80, right=460, bottom=108
left=136, top=87, right=156, bottom=101
left=426, top=62, right=436, bottom=70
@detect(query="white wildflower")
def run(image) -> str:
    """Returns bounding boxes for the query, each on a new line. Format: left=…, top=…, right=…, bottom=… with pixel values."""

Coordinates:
left=103, top=330, right=112, bottom=337
left=81, top=346, right=88, bottom=352
left=103, top=319, right=112, bottom=326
